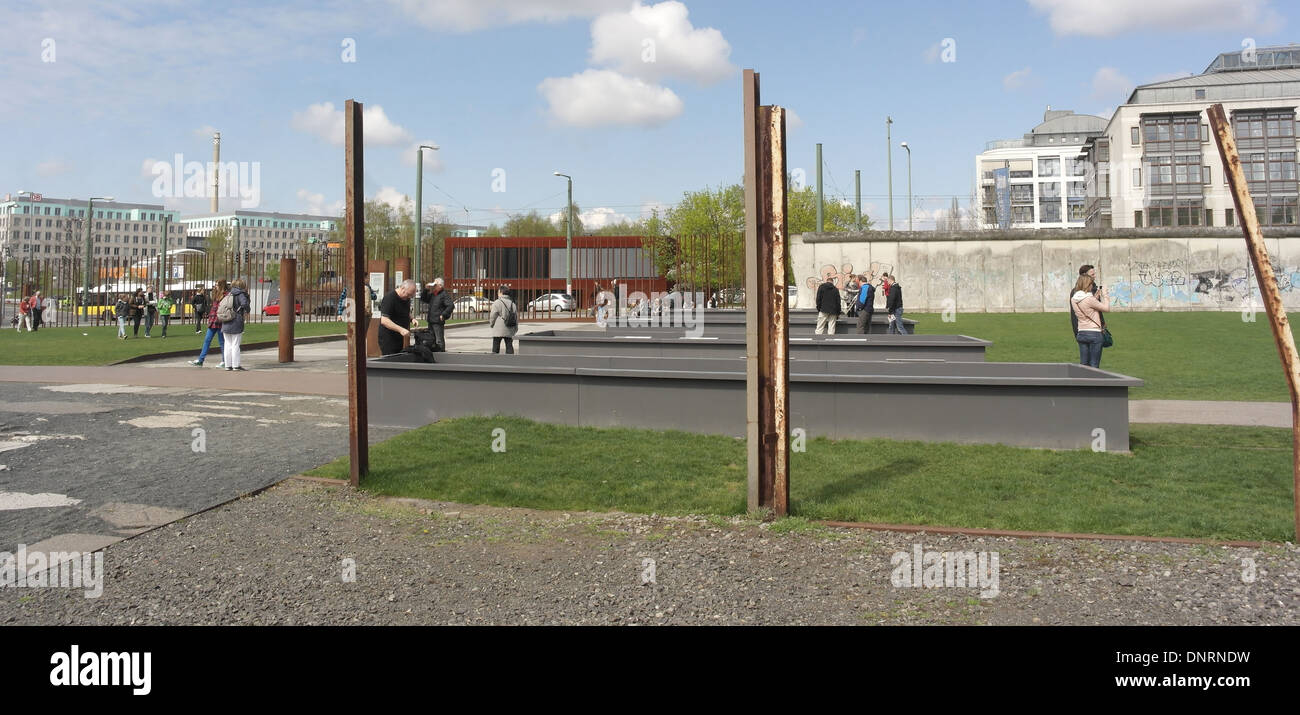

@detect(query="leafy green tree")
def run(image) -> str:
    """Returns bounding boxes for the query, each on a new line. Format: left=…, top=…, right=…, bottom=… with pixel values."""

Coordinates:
left=788, top=184, right=869, bottom=233
left=503, top=210, right=559, bottom=237
left=552, top=203, right=585, bottom=236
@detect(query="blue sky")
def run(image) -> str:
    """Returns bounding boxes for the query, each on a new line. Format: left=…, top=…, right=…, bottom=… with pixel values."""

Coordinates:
left=0, top=0, right=1293, bottom=229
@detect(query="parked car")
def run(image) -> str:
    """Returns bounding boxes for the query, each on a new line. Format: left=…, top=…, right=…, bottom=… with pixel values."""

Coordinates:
left=262, top=299, right=302, bottom=316
left=527, top=293, right=576, bottom=312
left=454, top=295, right=491, bottom=314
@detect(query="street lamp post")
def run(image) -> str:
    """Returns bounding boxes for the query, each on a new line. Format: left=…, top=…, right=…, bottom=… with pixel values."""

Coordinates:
left=82, top=196, right=113, bottom=324
left=886, top=117, right=894, bottom=231
left=553, top=172, right=573, bottom=296
left=415, top=144, right=439, bottom=286
left=232, top=217, right=241, bottom=285
left=900, top=141, right=912, bottom=232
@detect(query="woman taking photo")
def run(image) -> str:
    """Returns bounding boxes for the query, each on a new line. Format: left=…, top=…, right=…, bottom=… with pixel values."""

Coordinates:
left=1071, top=274, right=1110, bottom=368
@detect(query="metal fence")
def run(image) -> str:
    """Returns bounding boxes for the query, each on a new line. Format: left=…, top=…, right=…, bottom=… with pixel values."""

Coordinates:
left=1, top=234, right=751, bottom=329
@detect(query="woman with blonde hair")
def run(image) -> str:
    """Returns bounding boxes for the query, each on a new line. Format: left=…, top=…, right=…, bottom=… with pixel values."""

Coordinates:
left=189, top=280, right=228, bottom=367
left=1071, top=274, right=1110, bottom=368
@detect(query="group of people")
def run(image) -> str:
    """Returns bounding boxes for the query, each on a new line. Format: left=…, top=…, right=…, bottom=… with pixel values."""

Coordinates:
left=376, top=277, right=519, bottom=356
left=11, top=291, right=52, bottom=332
left=111, top=289, right=178, bottom=339
left=815, top=272, right=908, bottom=335
left=186, top=278, right=252, bottom=371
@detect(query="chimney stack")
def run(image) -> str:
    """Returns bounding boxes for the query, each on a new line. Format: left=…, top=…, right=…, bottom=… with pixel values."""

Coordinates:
left=211, top=131, right=221, bottom=213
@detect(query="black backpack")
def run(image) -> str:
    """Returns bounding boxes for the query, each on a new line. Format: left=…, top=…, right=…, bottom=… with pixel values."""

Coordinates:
left=502, top=300, right=518, bottom=329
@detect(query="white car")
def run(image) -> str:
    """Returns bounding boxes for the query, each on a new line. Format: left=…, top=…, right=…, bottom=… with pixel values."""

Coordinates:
left=527, top=293, right=576, bottom=312
left=454, top=295, right=491, bottom=313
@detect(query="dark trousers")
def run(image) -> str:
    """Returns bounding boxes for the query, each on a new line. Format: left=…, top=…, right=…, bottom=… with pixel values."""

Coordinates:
left=194, top=310, right=205, bottom=331
left=429, top=322, right=446, bottom=351
left=145, top=311, right=155, bottom=336
left=160, top=315, right=170, bottom=337
left=132, top=312, right=143, bottom=335
left=32, top=308, right=42, bottom=330
left=856, top=309, right=873, bottom=334
left=492, top=336, right=514, bottom=354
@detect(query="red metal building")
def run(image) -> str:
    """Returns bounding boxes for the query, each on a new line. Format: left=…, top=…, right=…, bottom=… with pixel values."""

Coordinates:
left=444, top=234, right=668, bottom=313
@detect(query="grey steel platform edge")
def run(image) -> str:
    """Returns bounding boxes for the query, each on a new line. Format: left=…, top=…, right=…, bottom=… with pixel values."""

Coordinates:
left=517, top=330, right=989, bottom=361
left=367, top=354, right=1141, bottom=452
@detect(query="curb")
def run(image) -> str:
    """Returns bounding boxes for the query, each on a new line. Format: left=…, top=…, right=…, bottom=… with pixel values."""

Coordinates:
left=815, top=519, right=1274, bottom=548
left=110, top=333, right=346, bottom=365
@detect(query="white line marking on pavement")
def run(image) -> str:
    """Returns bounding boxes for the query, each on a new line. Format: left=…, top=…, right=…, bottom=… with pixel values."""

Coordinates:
left=43, top=384, right=155, bottom=394
left=0, top=491, right=82, bottom=510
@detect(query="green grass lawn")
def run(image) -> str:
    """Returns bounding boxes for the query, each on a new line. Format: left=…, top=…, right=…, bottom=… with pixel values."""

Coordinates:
left=909, top=311, right=1299, bottom=401
left=0, top=321, right=346, bottom=365
left=307, top=416, right=1296, bottom=542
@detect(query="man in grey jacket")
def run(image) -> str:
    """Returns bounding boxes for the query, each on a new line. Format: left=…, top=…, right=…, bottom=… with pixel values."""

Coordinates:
left=488, top=286, right=518, bottom=354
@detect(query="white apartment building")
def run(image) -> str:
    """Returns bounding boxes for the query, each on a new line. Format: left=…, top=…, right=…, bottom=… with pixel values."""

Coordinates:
left=1085, top=46, right=1300, bottom=229
left=181, top=210, right=338, bottom=260
left=975, top=109, right=1108, bottom=229
left=0, top=193, right=185, bottom=261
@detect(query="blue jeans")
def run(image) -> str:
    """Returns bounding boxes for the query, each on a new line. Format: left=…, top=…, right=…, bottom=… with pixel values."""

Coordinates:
left=1077, top=330, right=1103, bottom=368
left=197, top=327, right=224, bottom=363
left=887, top=307, right=909, bottom=334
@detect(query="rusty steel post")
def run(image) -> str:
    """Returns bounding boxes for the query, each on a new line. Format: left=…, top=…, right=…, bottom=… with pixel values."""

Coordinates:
left=743, top=69, right=761, bottom=512
left=344, top=99, right=369, bottom=487
left=278, top=257, right=296, bottom=363
left=1209, top=103, right=1300, bottom=539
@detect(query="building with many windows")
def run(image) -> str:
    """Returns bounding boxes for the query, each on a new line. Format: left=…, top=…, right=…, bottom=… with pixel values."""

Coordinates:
left=180, top=210, right=338, bottom=259
left=0, top=193, right=185, bottom=262
left=1084, top=45, right=1300, bottom=229
left=975, top=109, right=1108, bottom=229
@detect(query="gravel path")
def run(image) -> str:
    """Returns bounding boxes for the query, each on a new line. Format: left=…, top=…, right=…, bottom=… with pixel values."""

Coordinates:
left=3, top=479, right=1296, bottom=626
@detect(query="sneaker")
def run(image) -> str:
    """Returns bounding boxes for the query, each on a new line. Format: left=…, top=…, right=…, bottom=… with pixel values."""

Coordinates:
left=217, top=361, right=225, bottom=368
left=145, top=334, right=151, bottom=338
left=226, top=367, right=233, bottom=371
left=188, top=360, right=203, bottom=366
left=233, top=366, right=247, bottom=371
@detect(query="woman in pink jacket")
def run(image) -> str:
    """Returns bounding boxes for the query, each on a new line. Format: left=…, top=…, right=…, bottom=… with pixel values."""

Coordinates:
left=1071, top=275, right=1110, bottom=368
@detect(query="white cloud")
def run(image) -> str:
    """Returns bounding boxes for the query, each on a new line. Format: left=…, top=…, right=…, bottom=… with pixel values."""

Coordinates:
left=550, top=206, right=633, bottom=229
left=1090, top=66, right=1133, bottom=102
left=588, top=1, right=733, bottom=85
left=1027, top=0, right=1284, bottom=37
left=400, top=141, right=446, bottom=170
left=372, top=186, right=411, bottom=211
left=291, top=102, right=413, bottom=146
left=538, top=69, right=683, bottom=127
left=1002, top=67, right=1033, bottom=91
left=35, top=160, right=73, bottom=177
left=297, top=189, right=344, bottom=216
left=388, top=0, right=625, bottom=32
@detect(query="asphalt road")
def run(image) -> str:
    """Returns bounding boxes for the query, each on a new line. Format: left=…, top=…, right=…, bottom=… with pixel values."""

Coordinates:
left=0, top=380, right=400, bottom=556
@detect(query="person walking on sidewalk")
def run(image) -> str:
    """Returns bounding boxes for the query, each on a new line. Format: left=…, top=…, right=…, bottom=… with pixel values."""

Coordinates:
left=884, top=273, right=910, bottom=335
left=189, top=280, right=228, bottom=366
left=156, top=292, right=174, bottom=338
left=488, top=286, right=519, bottom=354
left=221, top=278, right=252, bottom=371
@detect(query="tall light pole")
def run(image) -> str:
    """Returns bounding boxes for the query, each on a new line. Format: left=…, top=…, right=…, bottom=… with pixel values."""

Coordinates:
left=553, top=171, right=573, bottom=296
left=886, top=116, right=894, bottom=231
left=900, top=141, right=912, bottom=232
left=231, top=217, right=241, bottom=285
left=82, top=196, right=113, bottom=323
left=414, top=144, right=439, bottom=285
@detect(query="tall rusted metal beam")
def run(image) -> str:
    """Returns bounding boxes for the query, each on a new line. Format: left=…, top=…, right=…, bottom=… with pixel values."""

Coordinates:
left=344, top=99, right=369, bottom=487
left=743, top=69, right=791, bottom=516
left=1208, top=103, right=1300, bottom=539
left=278, top=257, right=296, bottom=363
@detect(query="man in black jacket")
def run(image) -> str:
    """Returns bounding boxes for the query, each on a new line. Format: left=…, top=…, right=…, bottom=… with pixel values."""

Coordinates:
left=814, top=275, right=842, bottom=335
left=884, top=273, right=909, bottom=334
left=191, top=291, right=208, bottom=333
left=419, top=277, right=455, bottom=352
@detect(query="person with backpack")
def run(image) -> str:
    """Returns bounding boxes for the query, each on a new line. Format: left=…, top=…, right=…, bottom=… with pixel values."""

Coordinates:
left=114, top=293, right=130, bottom=339
left=156, top=292, right=175, bottom=338
left=488, top=286, right=519, bottom=354
left=189, top=280, right=228, bottom=366
left=191, top=290, right=209, bottom=333
left=220, top=278, right=252, bottom=371
left=855, top=274, right=876, bottom=334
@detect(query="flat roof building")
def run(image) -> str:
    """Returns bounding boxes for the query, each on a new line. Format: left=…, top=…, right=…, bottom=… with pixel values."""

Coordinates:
left=0, top=193, right=185, bottom=262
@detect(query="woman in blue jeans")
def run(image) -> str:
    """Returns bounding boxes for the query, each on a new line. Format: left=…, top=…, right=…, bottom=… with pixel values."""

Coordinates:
left=1071, top=275, right=1110, bottom=368
left=189, top=281, right=228, bottom=367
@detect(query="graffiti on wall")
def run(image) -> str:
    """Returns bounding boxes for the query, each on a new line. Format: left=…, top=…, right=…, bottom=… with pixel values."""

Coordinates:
left=1133, top=261, right=1187, bottom=288
left=804, top=261, right=894, bottom=294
